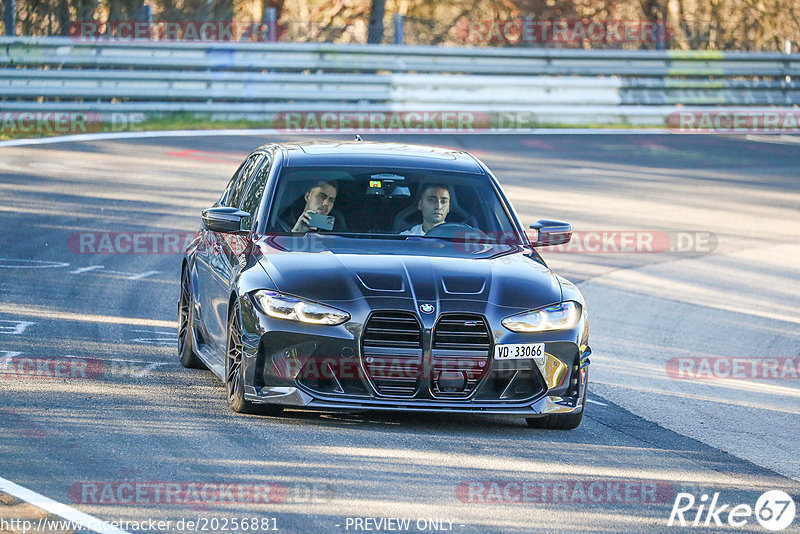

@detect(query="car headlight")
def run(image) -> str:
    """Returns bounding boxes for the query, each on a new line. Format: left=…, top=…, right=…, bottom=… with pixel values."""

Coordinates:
left=252, top=290, right=350, bottom=326
left=501, top=301, right=581, bottom=332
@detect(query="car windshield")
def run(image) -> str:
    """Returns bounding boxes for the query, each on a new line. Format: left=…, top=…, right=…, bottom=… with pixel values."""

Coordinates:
left=265, top=166, right=522, bottom=243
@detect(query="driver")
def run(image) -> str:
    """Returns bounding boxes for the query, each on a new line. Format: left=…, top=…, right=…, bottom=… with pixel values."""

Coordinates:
left=291, top=181, right=338, bottom=232
left=401, top=183, right=451, bottom=236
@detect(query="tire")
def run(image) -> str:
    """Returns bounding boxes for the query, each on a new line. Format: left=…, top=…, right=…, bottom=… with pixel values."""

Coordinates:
left=526, top=378, right=587, bottom=430
left=225, top=300, right=284, bottom=416
left=178, top=267, right=205, bottom=369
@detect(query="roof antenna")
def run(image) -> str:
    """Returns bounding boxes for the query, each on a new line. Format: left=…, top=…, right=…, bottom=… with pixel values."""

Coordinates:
left=354, top=134, right=363, bottom=141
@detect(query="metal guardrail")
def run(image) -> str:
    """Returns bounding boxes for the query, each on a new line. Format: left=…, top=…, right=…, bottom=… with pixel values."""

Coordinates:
left=3, top=38, right=800, bottom=75
left=1, top=37, right=799, bottom=125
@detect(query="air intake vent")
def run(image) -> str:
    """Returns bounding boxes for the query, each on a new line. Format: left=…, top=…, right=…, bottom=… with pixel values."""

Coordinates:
left=433, top=315, right=491, bottom=351
left=362, top=312, right=422, bottom=396
left=363, top=312, right=421, bottom=348
left=431, top=314, right=491, bottom=397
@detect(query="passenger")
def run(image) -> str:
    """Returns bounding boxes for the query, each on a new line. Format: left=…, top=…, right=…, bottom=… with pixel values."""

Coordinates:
left=401, top=183, right=451, bottom=235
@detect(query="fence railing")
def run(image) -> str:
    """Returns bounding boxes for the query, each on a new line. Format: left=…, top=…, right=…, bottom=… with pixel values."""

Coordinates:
left=1, top=37, right=798, bottom=125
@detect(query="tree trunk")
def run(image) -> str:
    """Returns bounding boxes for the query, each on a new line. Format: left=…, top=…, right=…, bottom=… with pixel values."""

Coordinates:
left=367, top=0, right=385, bottom=44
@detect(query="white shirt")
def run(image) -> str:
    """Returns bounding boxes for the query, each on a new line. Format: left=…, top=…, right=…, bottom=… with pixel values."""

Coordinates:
left=400, top=224, right=426, bottom=236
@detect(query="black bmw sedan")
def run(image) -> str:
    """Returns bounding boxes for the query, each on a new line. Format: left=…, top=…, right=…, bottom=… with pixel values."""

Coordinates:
left=179, top=141, right=590, bottom=429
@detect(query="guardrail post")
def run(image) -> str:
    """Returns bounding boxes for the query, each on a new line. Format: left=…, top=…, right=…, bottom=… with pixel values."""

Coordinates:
left=4, top=0, right=15, bottom=37
left=262, top=7, right=277, bottom=42
left=393, top=13, right=404, bottom=45
left=656, top=21, right=666, bottom=50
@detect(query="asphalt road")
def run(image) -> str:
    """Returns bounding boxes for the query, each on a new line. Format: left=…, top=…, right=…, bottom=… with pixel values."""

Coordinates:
left=0, top=133, right=799, bottom=534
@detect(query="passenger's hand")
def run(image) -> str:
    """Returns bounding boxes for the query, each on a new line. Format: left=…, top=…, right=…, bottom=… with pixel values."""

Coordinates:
left=292, top=210, right=317, bottom=232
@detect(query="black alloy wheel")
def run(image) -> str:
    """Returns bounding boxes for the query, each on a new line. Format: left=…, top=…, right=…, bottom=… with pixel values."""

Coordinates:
left=225, top=300, right=283, bottom=416
left=179, top=267, right=205, bottom=369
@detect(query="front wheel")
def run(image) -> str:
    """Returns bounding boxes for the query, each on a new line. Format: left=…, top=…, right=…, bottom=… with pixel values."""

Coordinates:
left=225, top=300, right=284, bottom=416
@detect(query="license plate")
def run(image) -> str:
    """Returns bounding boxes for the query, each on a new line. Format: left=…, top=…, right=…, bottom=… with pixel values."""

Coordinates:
left=494, top=343, right=545, bottom=360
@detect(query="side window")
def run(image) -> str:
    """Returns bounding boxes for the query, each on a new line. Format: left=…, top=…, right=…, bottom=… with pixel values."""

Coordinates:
left=228, top=154, right=264, bottom=209
left=219, top=161, right=246, bottom=207
left=239, top=156, right=272, bottom=231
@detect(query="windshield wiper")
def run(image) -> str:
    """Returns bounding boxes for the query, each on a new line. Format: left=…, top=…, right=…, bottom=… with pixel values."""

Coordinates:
left=318, top=232, right=411, bottom=240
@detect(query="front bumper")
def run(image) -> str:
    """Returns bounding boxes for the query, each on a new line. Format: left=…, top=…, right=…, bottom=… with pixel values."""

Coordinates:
left=243, top=342, right=591, bottom=416
left=239, top=295, right=590, bottom=416
left=244, top=386, right=586, bottom=416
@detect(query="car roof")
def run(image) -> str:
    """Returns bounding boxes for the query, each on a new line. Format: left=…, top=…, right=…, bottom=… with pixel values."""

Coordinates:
left=256, top=141, right=485, bottom=174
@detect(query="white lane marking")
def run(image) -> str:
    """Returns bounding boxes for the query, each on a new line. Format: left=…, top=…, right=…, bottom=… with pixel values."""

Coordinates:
left=126, top=270, right=159, bottom=280
left=0, top=351, right=23, bottom=367
left=0, top=258, right=70, bottom=269
left=0, top=320, right=35, bottom=335
left=131, top=337, right=176, bottom=346
left=131, top=329, right=174, bottom=335
left=744, top=134, right=800, bottom=145
left=70, top=265, right=104, bottom=274
left=101, top=269, right=140, bottom=276
left=59, top=354, right=175, bottom=365
left=130, top=328, right=176, bottom=346
left=0, top=129, right=282, bottom=147
left=131, top=362, right=171, bottom=378
left=587, top=399, right=608, bottom=406
left=0, top=475, right=131, bottom=534
left=0, top=127, right=676, bottom=148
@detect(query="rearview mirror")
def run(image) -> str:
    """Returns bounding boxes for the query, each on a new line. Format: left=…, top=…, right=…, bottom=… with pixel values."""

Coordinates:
left=365, top=174, right=410, bottom=198
left=530, top=220, right=572, bottom=246
left=202, top=207, right=250, bottom=234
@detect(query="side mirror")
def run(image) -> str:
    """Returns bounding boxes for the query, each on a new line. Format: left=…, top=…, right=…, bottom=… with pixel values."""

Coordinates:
left=202, top=207, right=250, bottom=234
left=530, top=220, right=572, bottom=246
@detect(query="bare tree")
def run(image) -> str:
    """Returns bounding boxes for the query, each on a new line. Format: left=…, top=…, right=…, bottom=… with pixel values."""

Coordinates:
left=6, top=0, right=797, bottom=51
left=367, top=0, right=385, bottom=43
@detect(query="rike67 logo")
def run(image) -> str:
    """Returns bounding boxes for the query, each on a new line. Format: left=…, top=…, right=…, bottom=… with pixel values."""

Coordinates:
left=669, top=490, right=796, bottom=531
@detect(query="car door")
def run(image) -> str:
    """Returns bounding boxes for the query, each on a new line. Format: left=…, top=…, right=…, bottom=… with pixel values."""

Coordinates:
left=215, top=152, right=273, bottom=305
left=194, top=160, right=244, bottom=349
left=204, top=153, right=267, bottom=354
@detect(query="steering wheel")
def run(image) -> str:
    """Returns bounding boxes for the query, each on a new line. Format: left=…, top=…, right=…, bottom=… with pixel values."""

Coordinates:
left=424, top=222, right=488, bottom=240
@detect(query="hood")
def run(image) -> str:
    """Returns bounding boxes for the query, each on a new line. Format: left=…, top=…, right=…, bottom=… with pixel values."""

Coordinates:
left=255, top=235, right=562, bottom=312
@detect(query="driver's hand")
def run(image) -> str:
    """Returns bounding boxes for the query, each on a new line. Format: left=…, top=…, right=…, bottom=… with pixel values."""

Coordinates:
left=292, top=210, right=318, bottom=232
